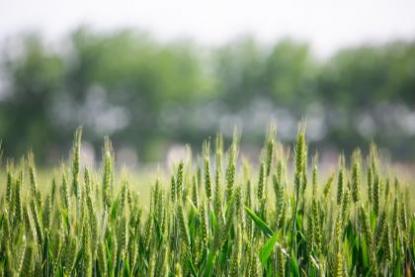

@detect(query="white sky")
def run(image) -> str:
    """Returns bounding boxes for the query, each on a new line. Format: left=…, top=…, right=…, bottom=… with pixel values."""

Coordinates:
left=0, top=0, right=414, bottom=56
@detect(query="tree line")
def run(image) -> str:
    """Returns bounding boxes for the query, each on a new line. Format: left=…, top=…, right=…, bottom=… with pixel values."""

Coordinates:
left=1, top=27, right=414, bottom=162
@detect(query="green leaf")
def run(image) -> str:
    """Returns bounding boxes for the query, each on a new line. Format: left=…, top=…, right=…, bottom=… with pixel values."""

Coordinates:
left=209, top=210, right=218, bottom=232
left=110, top=198, right=120, bottom=220
left=289, top=253, right=300, bottom=277
left=187, top=256, right=197, bottom=276
left=244, top=206, right=273, bottom=238
left=259, top=231, right=280, bottom=266
left=123, top=262, right=130, bottom=276
left=204, top=250, right=217, bottom=277
left=360, top=237, right=369, bottom=268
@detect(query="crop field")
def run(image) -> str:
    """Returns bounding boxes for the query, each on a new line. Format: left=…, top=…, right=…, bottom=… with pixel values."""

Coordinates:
left=0, top=127, right=414, bottom=276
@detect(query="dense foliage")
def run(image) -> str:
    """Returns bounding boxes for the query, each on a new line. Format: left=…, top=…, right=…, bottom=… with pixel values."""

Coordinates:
left=1, top=29, right=415, bottom=161
left=0, top=127, right=414, bottom=276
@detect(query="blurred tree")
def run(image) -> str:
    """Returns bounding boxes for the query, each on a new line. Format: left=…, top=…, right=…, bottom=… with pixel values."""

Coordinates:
left=214, top=36, right=265, bottom=110
left=60, top=28, right=210, bottom=160
left=0, top=29, right=414, bottom=162
left=263, top=39, right=319, bottom=110
left=0, top=34, right=64, bottom=160
left=317, top=41, right=415, bottom=157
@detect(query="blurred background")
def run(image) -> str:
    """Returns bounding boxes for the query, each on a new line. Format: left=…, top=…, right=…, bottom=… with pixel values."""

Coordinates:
left=0, top=0, right=415, bottom=166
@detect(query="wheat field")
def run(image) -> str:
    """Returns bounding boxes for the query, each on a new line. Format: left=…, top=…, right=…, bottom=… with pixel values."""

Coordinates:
left=0, top=127, right=414, bottom=276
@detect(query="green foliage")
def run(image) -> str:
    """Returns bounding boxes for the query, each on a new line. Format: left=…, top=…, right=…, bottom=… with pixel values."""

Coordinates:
left=1, top=30, right=415, bottom=162
left=0, top=128, right=414, bottom=276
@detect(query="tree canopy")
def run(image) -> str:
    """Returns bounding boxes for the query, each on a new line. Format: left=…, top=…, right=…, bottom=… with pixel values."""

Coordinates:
left=1, top=28, right=414, bottom=162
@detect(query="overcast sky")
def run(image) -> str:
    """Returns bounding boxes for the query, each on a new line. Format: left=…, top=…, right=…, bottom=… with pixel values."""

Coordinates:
left=0, top=0, right=414, bottom=56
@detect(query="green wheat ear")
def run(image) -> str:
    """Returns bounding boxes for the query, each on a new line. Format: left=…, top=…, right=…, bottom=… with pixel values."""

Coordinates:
left=102, top=136, right=113, bottom=209
left=294, top=124, right=307, bottom=194
left=177, top=204, right=190, bottom=246
left=191, top=175, right=199, bottom=207
left=14, top=172, right=23, bottom=224
left=225, top=129, right=239, bottom=202
left=204, top=156, right=212, bottom=200
left=265, top=124, right=276, bottom=178
left=117, top=215, right=128, bottom=260
left=199, top=201, right=209, bottom=247
left=176, top=161, right=184, bottom=201
left=335, top=250, right=344, bottom=277
left=373, top=175, right=380, bottom=215
left=71, top=127, right=82, bottom=198
left=6, top=169, right=13, bottom=207
left=336, top=156, right=345, bottom=206
left=170, top=175, right=176, bottom=202
left=20, top=244, right=33, bottom=276
left=383, top=223, right=392, bottom=264
left=61, top=171, right=70, bottom=210
left=359, top=206, right=372, bottom=243
left=257, top=162, right=265, bottom=202
left=27, top=152, right=40, bottom=205
left=351, top=149, right=361, bottom=203
left=311, top=153, right=318, bottom=196
left=341, top=187, right=350, bottom=226
left=229, top=225, right=242, bottom=277
left=323, top=173, right=335, bottom=198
